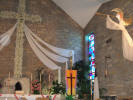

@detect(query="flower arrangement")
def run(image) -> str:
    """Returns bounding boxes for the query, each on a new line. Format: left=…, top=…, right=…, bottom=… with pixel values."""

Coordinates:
left=50, top=80, right=66, bottom=95
left=32, top=80, right=40, bottom=94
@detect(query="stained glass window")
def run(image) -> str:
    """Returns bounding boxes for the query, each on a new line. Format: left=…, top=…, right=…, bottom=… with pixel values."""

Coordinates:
left=85, top=32, right=96, bottom=94
left=86, top=32, right=95, bottom=80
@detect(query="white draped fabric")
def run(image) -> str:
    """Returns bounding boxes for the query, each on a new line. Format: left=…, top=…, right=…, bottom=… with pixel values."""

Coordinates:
left=93, top=77, right=100, bottom=100
left=24, top=25, right=75, bottom=82
left=26, top=26, right=74, bottom=64
left=0, top=23, right=17, bottom=50
left=106, top=15, right=133, bottom=61
left=24, top=26, right=61, bottom=70
left=24, top=26, right=68, bottom=63
left=0, top=22, right=74, bottom=83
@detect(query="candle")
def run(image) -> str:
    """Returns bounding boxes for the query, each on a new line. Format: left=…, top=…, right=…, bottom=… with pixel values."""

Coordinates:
left=66, top=61, right=68, bottom=70
left=9, top=72, right=10, bottom=79
left=40, top=73, right=42, bottom=94
left=71, top=56, right=73, bottom=66
left=70, top=56, right=73, bottom=69
left=31, top=73, right=32, bottom=81
left=40, top=73, right=41, bottom=82
left=49, top=74, right=50, bottom=83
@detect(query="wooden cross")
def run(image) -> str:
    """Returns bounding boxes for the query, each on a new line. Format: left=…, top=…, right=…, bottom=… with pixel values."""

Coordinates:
left=67, top=73, right=75, bottom=95
left=0, top=0, right=41, bottom=78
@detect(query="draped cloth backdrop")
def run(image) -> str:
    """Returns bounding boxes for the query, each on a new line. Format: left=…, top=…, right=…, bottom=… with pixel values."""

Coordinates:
left=0, top=24, right=75, bottom=83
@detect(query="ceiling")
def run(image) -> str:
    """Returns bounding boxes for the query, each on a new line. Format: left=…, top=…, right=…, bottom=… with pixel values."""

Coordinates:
left=52, top=0, right=111, bottom=28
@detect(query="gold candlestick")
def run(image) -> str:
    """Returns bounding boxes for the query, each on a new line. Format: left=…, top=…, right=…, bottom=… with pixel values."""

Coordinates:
left=8, top=72, right=10, bottom=94
left=9, top=72, right=10, bottom=79
left=49, top=74, right=50, bottom=83
left=69, top=51, right=73, bottom=70
left=40, top=73, right=41, bottom=94
left=31, top=73, right=32, bottom=81
left=30, top=73, right=32, bottom=94
left=40, top=73, right=41, bottom=82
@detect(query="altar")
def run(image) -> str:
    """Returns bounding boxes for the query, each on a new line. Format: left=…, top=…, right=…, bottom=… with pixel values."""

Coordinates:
left=0, top=94, right=62, bottom=100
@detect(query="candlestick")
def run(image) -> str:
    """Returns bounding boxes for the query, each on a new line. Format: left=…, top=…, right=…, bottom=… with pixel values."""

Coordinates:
left=8, top=72, right=11, bottom=94
left=30, top=73, right=32, bottom=94
left=49, top=74, right=50, bottom=83
left=70, top=56, right=73, bottom=70
left=40, top=73, right=41, bottom=82
left=40, top=73, right=42, bottom=94
left=31, top=73, right=32, bottom=81
left=9, top=72, right=10, bottom=79
left=66, top=61, right=68, bottom=70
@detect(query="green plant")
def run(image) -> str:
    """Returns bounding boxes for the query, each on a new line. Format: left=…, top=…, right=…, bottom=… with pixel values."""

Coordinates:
left=72, top=60, right=91, bottom=99
left=50, top=80, right=66, bottom=95
left=32, top=80, right=40, bottom=94
left=66, top=95, right=74, bottom=100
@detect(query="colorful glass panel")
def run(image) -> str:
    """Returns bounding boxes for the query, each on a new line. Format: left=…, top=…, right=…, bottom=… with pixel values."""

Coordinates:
left=86, top=33, right=96, bottom=80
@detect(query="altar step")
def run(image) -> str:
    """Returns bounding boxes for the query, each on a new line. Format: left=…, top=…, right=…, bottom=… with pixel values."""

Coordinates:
left=0, top=97, right=20, bottom=100
left=2, top=87, right=14, bottom=94
left=0, top=97, right=26, bottom=100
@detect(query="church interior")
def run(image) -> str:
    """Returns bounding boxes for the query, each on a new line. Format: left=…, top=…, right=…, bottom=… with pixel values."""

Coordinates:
left=0, top=0, right=133, bottom=100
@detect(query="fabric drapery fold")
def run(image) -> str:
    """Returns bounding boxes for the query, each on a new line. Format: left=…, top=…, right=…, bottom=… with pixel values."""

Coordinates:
left=24, top=27, right=61, bottom=70
left=106, top=15, right=133, bottom=61
left=24, top=25, right=68, bottom=63
left=0, top=23, right=17, bottom=50
left=106, top=15, right=121, bottom=30
left=25, top=26, right=75, bottom=64
left=24, top=25, right=75, bottom=82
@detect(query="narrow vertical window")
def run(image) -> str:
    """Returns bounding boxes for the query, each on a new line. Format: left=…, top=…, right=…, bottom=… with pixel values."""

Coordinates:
left=85, top=32, right=95, bottom=94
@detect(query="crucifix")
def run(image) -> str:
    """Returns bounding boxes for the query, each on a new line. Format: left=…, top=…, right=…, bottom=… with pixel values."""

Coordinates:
left=67, top=73, right=75, bottom=95
left=66, top=56, right=76, bottom=95
left=0, top=0, right=41, bottom=78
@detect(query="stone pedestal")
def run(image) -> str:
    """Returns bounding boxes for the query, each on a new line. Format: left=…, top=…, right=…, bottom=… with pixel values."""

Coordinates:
left=2, top=77, right=30, bottom=94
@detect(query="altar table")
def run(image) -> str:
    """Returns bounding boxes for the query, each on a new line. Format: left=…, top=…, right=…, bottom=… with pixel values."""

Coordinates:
left=0, top=94, right=61, bottom=100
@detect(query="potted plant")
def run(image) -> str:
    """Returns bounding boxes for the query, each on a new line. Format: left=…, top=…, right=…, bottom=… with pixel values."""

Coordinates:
left=32, top=80, right=40, bottom=94
left=72, top=60, right=91, bottom=100
left=50, top=80, right=65, bottom=94
left=50, top=80, right=66, bottom=100
left=66, top=95, right=74, bottom=100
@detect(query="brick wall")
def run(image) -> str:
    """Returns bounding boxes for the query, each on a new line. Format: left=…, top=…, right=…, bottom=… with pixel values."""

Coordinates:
left=84, top=0, right=133, bottom=97
left=0, top=0, right=83, bottom=85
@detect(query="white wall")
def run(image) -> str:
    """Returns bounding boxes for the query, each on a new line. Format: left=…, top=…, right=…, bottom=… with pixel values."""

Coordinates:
left=52, top=0, right=111, bottom=28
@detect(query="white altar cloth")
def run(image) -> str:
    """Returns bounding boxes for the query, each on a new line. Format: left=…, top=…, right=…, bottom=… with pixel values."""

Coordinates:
left=0, top=94, right=60, bottom=100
